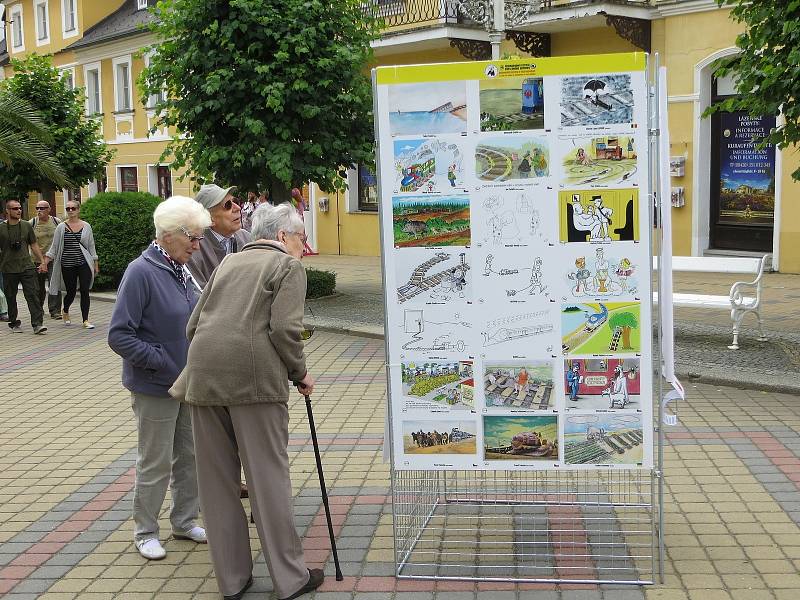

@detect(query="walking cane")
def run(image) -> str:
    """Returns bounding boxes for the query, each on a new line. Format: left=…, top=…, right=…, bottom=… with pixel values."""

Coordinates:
left=305, top=394, right=344, bottom=581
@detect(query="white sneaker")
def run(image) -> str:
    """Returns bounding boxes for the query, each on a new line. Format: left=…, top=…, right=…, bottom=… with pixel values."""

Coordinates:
left=135, top=538, right=166, bottom=560
left=173, top=526, right=207, bottom=543
left=83, top=320, right=95, bottom=329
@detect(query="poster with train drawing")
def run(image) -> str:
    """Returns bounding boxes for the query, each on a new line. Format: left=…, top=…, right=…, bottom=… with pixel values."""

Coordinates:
left=558, top=189, right=640, bottom=243
left=375, top=54, right=654, bottom=471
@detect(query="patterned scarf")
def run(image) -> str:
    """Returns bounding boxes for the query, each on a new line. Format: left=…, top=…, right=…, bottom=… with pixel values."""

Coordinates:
left=151, top=240, right=186, bottom=289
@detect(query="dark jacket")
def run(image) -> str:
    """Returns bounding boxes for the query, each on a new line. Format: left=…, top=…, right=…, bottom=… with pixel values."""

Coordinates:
left=108, top=245, right=200, bottom=397
left=172, top=241, right=307, bottom=406
left=185, top=227, right=251, bottom=289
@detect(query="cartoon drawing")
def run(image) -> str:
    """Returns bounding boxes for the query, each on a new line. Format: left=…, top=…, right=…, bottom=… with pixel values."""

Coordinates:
left=563, top=358, right=640, bottom=410
left=394, top=138, right=465, bottom=193
left=560, top=75, right=635, bottom=127
left=568, top=257, right=592, bottom=294
left=482, top=310, right=554, bottom=347
left=565, top=251, right=639, bottom=298
left=484, top=361, right=554, bottom=409
left=482, top=254, right=549, bottom=298
left=388, top=81, right=468, bottom=135
left=561, top=302, right=641, bottom=355
left=561, top=136, right=637, bottom=185
left=393, top=196, right=470, bottom=248
left=480, top=77, right=545, bottom=131
left=403, top=420, right=477, bottom=455
left=476, top=136, right=549, bottom=182
left=396, top=251, right=471, bottom=304
left=400, top=309, right=472, bottom=354
left=477, top=192, right=548, bottom=247
left=401, top=361, right=474, bottom=410
left=559, top=189, right=639, bottom=243
left=483, top=415, right=559, bottom=461
left=563, top=414, right=643, bottom=465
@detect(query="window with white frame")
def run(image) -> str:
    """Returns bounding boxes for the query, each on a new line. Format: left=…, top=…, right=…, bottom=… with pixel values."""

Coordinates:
left=137, top=0, right=148, bottom=10
left=143, top=51, right=166, bottom=108
left=34, top=0, right=49, bottom=45
left=10, top=4, right=24, bottom=52
left=61, top=67, right=75, bottom=90
left=113, top=57, right=133, bottom=112
left=62, top=0, right=77, bottom=37
left=84, top=63, right=102, bottom=115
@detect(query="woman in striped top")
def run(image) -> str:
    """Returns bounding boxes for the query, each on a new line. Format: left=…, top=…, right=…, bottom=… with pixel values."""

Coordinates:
left=45, top=201, right=100, bottom=328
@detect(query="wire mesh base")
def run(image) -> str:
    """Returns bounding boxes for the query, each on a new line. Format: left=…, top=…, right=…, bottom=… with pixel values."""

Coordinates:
left=393, top=469, right=657, bottom=585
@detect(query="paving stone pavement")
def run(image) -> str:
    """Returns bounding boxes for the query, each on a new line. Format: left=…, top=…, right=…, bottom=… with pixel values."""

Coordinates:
left=2, top=287, right=799, bottom=598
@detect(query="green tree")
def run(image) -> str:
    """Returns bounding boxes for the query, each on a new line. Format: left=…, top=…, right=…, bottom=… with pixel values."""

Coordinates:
left=608, top=311, right=639, bottom=350
left=706, top=1, right=800, bottom=180
left=141, top=0, right=379, bottom=199
left=0, top=87, right=71, bottom=190
left=0, top=54, right=114, bottom=200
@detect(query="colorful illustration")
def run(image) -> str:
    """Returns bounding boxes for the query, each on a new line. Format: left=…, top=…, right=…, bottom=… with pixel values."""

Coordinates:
left=403, top=420, right=477, bottom=455
left=392, top=196, right=470, bottom=248
left=563, top=414, right=643, bottom=465
left=475, top=190, right=549, bottom=247
left=561, top=136, right=637, bottom=185
left=560, top=75, right=634, bottom=127
left=393, top=138, right=465, bottom=193
left=396, top=250, right=471, bottom=304
left=558, top=189, right=639, bottom=243
left=401, top=361, right=474, bottom=410
left=483, top=415, right=558, bottom=461
left=563, top=358, right=640, bottom=410
left=565, top=249, right=640, bottom=297
left=484, top=361, right=554, bottom=409
left=388, top=81, right=468, bottom=135
left=561, top=302, right=641, bottom=355
left=479, top=77, right=545, bottom=131
left=476, top=136, right=549, bottom=182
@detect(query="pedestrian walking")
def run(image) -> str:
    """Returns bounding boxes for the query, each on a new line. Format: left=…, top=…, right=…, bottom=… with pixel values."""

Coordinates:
left=107, top=196, right=211, bottom=561
left=45, top=200, right=99, bottom=329
left=29, top=200, right=63, bottom=320
left=185, top=183, right=251, bottom=289
left=239, top=191, right=257, bottom=232
left=0, top=199, right=48, bottom=334
left=171, top=202, right=324, bottom=600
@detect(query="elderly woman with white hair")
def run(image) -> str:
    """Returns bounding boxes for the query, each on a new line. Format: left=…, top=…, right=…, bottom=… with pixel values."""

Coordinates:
left=108, top=196, right=211, bottom=561
left=171, top=202, right=323, bottom=600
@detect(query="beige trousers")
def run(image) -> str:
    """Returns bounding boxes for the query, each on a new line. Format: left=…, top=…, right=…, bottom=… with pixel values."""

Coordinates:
left=191, top=402, right=310, bottom=599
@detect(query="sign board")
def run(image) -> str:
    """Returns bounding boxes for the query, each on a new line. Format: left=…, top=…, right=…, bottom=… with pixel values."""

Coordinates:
left=374, top=53, right=654, bottom=471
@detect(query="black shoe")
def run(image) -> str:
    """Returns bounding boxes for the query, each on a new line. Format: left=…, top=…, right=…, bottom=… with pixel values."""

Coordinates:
left=50, top=312, right=62, bottom=320
left=279, top=569, right=324, bottom=600
left=223, top=575, right=252, bottom=600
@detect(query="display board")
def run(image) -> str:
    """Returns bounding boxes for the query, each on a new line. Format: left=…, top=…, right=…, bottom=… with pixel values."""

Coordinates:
left=374, top=53, right=653, bottom=471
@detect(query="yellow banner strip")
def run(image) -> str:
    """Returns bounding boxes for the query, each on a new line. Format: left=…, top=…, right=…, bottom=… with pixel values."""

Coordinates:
left=374, top=53, right=647, bottom=85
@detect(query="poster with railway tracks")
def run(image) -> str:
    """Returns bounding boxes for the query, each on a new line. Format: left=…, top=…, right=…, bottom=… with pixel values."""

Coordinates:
left=374, top=53, right=653, bottom=471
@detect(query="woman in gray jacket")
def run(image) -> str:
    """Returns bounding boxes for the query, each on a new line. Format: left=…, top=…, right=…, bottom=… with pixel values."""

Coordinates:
left=173, top=202, right=323, bottom=600
left=45, top=200, right=99, bottom=328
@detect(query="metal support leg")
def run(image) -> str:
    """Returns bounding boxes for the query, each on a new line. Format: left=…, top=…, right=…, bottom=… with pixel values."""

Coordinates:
left=728, top=310, right=742, bottom=350
left=756, top=311, right=768, bottom=342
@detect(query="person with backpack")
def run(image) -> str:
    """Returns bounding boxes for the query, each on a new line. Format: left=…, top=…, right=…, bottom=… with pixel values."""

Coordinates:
left=30, top=200, right=63, bottom=320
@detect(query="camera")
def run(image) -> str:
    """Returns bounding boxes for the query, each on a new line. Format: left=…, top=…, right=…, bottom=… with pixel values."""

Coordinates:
left=10, top=241, right=22, bottom=251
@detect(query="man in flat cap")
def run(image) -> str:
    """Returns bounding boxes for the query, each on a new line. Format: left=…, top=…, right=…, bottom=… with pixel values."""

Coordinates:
left=187, top=184, right=252, bottom=289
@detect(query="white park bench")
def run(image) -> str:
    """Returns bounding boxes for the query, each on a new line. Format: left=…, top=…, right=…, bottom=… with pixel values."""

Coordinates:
left=653, top=254, right=771, bottom=350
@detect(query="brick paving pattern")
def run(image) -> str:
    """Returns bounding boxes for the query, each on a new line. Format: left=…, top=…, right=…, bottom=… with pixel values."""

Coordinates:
left=1, top=285, right=799, bottom=598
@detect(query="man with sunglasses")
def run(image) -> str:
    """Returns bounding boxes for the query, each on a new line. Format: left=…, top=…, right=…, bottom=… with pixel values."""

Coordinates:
left=29, top=201, right=63, bottom=320
left=186, top=184, right=252, bottom=289
left=0, top=200, right=48, bottom=334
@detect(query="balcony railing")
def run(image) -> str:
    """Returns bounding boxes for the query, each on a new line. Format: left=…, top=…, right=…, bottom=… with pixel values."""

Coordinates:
left=363, top=0, right=488, bottom=33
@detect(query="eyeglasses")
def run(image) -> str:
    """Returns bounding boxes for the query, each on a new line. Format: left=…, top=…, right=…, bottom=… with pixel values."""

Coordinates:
left=36, top=206, right=50, bottom=210
left=65, top=206, right=79, bottom=212
left=7, top=206, right=22, bottom=211
left=286, top=230, right=307, bottom=244
left=222, top=199, right=239, bottom=211
left=179, top=226, right=204, bottom=243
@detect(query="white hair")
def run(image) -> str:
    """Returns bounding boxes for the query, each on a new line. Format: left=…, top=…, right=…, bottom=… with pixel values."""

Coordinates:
left=250, top=202, right=304, bottom=241
left=153, top=195, right=212, bottom=238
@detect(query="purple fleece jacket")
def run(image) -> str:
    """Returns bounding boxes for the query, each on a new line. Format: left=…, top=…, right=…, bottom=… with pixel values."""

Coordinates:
left=108, top=245, right=199, bottom=397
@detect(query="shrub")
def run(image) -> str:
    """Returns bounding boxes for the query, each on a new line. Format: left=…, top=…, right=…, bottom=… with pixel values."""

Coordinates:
left=305, top=268, right=336, bottom=299
left=80, top=191, right=162, bottom=290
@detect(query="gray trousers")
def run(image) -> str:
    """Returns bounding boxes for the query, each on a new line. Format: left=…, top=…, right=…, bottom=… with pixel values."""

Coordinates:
left=191, top=402, right=310, bottom=599
left=35, top=266, right=61, bottom=316
left=131, top=392, right=199, bottom=542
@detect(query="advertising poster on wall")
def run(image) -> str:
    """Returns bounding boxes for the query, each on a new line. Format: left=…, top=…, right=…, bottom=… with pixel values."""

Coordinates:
left=374, top=53, right=653, bottom=471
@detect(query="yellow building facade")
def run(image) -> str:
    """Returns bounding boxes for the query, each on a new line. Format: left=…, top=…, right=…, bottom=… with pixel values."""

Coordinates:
left=3, top=0, right=798, bottom=271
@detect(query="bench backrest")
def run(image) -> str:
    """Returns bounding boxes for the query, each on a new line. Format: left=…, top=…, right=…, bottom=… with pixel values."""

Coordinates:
left=652, top=254, right=768, bottom=275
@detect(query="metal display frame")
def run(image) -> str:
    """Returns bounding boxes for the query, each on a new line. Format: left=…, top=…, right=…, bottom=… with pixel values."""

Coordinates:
left=373, top=54, right=665, bottom=586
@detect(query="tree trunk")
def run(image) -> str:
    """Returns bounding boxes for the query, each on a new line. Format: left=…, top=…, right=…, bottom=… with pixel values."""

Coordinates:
left=621, top=326, right=632, bottom=349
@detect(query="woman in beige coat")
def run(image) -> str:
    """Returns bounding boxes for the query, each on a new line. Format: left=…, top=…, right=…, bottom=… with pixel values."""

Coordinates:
left=173, top=202, right=322, bottom=600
